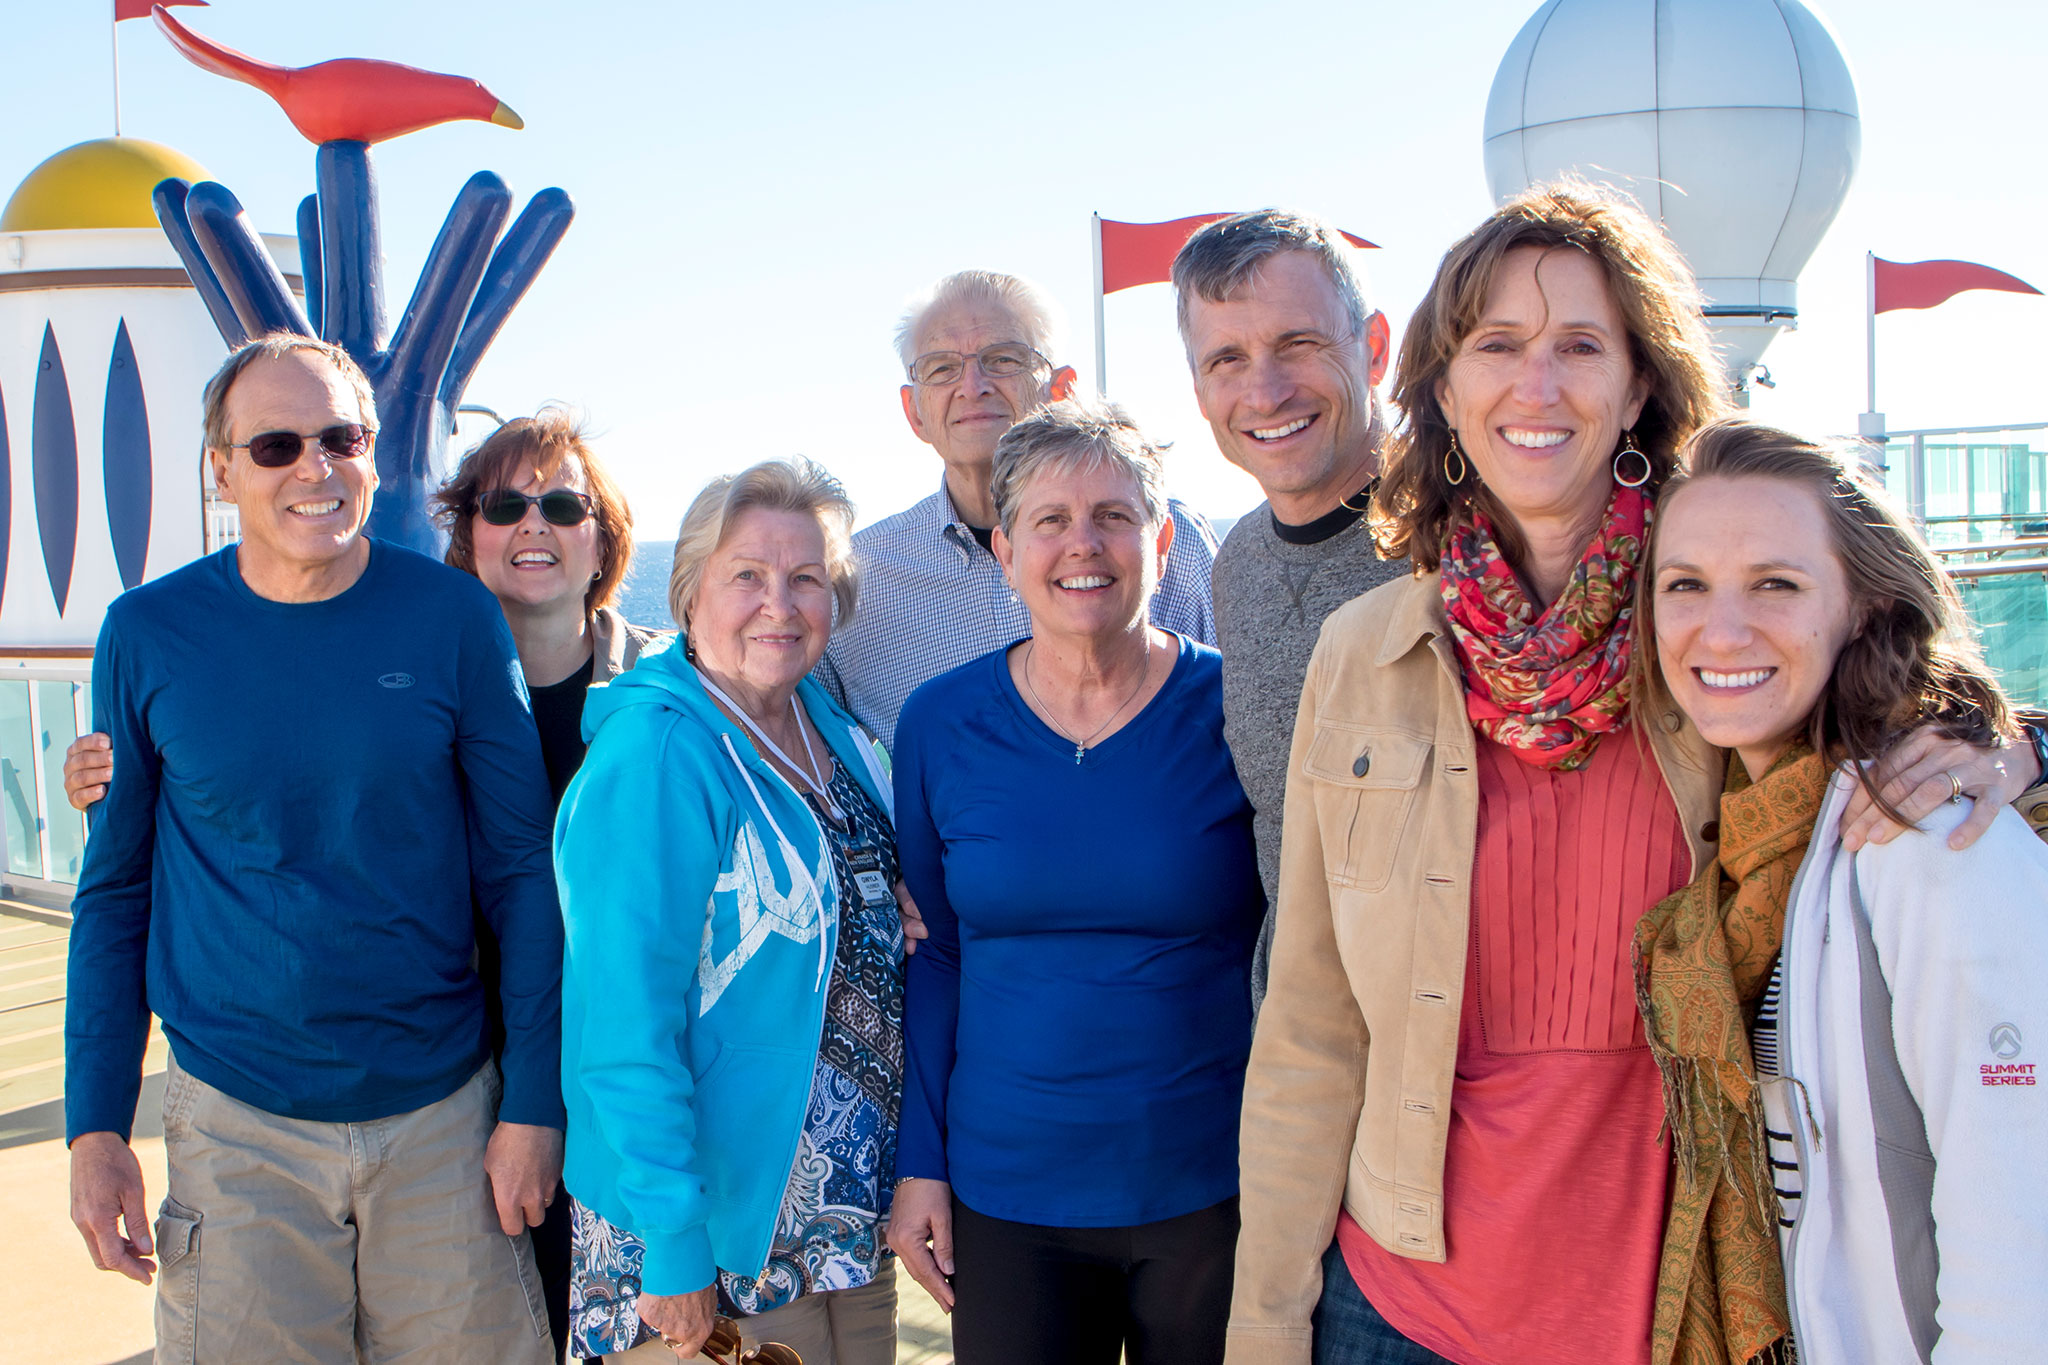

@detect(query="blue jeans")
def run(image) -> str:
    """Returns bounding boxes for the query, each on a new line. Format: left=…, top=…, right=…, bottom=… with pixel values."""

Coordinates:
left=1311, top=1240, right=1457, bottom=1365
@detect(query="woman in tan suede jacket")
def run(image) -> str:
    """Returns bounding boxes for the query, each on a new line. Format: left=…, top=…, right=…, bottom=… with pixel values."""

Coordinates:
left=1224, top=185, right=2046, bottom=1365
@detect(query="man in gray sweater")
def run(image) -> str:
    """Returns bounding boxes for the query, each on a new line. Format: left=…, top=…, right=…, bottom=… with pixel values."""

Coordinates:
left=1172, top=210, right=1410, bottom=1009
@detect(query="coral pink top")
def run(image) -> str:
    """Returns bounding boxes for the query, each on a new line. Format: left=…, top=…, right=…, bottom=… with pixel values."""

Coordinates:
left=1337, top=734, right=1690, bottom=1365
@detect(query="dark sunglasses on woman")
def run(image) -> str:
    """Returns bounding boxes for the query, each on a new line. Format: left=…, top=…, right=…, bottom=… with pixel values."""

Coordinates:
left=230, top=423, right=373, bottom=468
left=475, top=489, right=595, bottom=527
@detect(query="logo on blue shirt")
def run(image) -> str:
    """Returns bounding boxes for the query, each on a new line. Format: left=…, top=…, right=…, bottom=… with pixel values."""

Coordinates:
left=377, top=673, right=416, bottom=689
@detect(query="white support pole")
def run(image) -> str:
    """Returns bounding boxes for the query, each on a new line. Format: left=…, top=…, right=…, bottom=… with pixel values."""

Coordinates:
left=111, top=0, right=122, bottom=137
left=1858, top=250, right=1885, bottom=452
left=1092, top=213, right=1108, bottom=396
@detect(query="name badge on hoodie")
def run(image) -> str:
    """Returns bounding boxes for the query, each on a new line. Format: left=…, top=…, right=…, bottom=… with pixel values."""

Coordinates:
left=846, top=841, right=892, bottom=910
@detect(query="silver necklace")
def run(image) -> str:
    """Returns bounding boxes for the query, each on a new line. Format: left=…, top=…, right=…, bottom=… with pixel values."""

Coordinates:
left=1022, top=637, right=1153, bottom=764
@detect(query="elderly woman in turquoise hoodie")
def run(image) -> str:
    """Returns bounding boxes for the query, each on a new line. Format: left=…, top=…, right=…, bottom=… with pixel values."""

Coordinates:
left=556, top=458, right=902, bottom=1364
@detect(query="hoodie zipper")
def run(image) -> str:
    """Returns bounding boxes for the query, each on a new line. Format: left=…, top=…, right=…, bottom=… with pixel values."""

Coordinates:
left=714, top=732, right=841, bottom=1278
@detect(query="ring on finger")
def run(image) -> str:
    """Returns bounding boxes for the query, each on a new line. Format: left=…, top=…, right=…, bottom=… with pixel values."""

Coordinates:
left=1945, top=770, right=1964, bottom=804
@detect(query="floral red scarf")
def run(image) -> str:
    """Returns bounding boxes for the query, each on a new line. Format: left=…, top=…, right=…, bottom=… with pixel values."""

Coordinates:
left=1440, top=482, right=1651, bottom=772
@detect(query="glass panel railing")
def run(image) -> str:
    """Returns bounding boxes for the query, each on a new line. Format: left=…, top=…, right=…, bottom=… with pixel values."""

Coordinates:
left=0, top=681, right=43, bottom=879
left=1955, top=563, right=2048, bottom=710
left=1885, top=426, right=2048, bottom=549
left=37, top=680, right=86, bottom=883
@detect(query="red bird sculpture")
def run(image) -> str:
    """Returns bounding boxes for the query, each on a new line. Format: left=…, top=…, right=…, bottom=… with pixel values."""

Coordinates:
left=153, top=5, right=523, bottom=146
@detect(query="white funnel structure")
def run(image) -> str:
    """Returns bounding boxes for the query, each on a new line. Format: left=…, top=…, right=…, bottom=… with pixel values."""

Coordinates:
left=1483, top=0, right=1860, bottom=402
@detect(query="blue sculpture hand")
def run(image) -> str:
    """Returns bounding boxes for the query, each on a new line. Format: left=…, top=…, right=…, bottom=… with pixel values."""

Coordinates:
left=154, top=140, right=573, bottom=555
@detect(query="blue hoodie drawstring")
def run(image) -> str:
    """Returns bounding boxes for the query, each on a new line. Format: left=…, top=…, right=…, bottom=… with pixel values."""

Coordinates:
left=718, top=733, right=832, bottom=991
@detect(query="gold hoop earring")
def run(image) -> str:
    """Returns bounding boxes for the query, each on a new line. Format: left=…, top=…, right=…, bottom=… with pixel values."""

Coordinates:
left=1443, top=431, right=1469, bottom=487
left=1613, top=430, right=1651, bottom=488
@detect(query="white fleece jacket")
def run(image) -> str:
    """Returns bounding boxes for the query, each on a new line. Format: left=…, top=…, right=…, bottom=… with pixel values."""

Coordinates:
left=1765, top=770, right=2048, bottom=1364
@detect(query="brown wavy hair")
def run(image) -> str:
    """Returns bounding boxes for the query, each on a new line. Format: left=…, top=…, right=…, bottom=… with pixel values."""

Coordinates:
left=1374, top=181, right=1727, bottom=570
left=433, top=407, right=634, bottom=614
left=1637, top=419, right=2016, bottom=817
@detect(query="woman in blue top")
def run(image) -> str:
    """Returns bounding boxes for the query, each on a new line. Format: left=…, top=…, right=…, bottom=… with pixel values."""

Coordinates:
left=888, top=400, right=1263, bottom=1364
left=556, top=458, right=903, bottom=1364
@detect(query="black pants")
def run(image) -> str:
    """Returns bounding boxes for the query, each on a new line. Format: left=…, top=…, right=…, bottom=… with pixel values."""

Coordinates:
left=532, top=1188, right=574, bottom=1362
left=948, top=1194, right=1237, bottom=1365
left=483, top=919, right=576, bottom=1363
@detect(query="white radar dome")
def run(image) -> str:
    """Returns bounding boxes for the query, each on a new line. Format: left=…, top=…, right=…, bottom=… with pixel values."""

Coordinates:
left=1484, top=0, right=1860, bottom=398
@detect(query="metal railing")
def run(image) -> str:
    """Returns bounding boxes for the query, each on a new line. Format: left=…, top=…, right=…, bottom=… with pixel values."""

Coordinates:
left=1876, top=422, right=2048, bottom=547
left=1874, top=425, right=2048, bottom=707
left=1930, top=538, right=2048, bottom=558
left=1949, top=560, right=2048, bottom=580
left=203, top=486, right=242, bottom=553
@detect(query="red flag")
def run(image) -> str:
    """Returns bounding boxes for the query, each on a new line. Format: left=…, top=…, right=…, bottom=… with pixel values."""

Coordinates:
left=1874, top=257, right=2040, bottom=314
left=1098, top=214, right=1376, bottom=295
left=116, top=1, right=206, bottom=21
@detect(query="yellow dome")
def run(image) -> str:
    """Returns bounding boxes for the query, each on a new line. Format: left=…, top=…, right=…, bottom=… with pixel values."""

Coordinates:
left=1, top=138, right=211, bottom=232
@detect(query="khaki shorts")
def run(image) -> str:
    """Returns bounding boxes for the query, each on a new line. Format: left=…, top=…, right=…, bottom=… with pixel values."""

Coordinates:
left=154, top=1053, right=553, bottom=1365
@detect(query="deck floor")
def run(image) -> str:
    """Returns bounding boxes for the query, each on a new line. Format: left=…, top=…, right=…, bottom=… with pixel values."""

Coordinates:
left=0, top=895, right=953, bottom=1364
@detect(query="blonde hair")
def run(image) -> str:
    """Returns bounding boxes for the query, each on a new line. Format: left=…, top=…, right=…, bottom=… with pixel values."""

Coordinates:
left=668, top=457, right=859, bottom=632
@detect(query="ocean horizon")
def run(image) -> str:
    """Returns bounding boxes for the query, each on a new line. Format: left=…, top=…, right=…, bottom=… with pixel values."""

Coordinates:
left=616, top=540, right=679, bottom=630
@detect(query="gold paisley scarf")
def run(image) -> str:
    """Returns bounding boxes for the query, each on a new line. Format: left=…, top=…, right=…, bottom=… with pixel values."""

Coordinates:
left=1633, top=742, right=1828, bottom=1365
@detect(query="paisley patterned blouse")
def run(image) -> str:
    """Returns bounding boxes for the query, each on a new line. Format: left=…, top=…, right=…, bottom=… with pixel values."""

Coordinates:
left=567, top=760, right=904, bottom=1355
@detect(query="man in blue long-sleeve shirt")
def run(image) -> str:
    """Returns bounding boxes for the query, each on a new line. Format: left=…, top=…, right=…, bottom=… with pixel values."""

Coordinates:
left=65, top=335, right=559, bottom=1364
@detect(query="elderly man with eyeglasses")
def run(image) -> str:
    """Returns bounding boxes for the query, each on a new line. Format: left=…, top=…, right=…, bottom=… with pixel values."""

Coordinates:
left=816, top=269, right=1218, bottom=752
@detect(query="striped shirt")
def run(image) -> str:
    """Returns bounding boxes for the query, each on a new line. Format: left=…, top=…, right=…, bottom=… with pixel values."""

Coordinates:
left=1753, top=954, right=1806, bottom=1233
left=818, top=475, right=1218, bottom=749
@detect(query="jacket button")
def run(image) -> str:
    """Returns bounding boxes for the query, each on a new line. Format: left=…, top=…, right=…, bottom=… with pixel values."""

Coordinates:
left=1700, top=820, right=1720, bottom=843
left=1353, top=752, right=1371, bottom=778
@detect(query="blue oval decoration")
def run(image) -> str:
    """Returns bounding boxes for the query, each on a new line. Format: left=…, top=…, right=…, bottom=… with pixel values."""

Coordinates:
left=0, top=380, right=11, bottom=616
left=32, top=323, right=79, bottom=615
left=104, top=320, right=152, bottom=590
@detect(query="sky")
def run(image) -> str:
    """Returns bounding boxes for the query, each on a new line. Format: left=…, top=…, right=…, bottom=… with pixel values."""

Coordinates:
left=5, top=0, right=2046, bottom=536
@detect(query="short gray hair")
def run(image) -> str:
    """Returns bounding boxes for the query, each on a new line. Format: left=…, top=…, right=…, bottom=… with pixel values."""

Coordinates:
left=895, top=270, right=1063, bottom=371
left=990, top=399, right=1167, bottom=539
left=668, top=457, right=859, bottom=631
left=201, top=333, right=377, bottom=455
left=1171, top=209, right=1372, bottom=358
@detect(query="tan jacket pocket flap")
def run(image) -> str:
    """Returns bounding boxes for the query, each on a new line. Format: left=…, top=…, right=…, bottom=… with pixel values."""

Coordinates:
left=1302, top=727, right=1429, bottom=791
